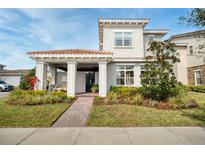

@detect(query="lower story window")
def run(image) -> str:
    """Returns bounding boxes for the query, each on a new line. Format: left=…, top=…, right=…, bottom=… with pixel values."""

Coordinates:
left=116, top=65, right=134, bottom=85
left=195, top=70, right=202, bottom=85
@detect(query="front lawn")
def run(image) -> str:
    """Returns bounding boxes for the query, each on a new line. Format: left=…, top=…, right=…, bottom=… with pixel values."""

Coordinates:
left=0, top=99, right=70, bottom=127
left=87, top=91, right=205, bottom=127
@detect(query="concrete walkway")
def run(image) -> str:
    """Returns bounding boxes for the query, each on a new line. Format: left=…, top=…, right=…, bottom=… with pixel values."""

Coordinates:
left=0, top=127, right=205, bottom=145
left=52, top=96, right=94, bottom=127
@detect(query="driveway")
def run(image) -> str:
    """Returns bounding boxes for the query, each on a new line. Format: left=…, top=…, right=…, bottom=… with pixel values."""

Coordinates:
left=1, top=127, right=205, bottom=145
left=0, top=92, right=10, bottom=99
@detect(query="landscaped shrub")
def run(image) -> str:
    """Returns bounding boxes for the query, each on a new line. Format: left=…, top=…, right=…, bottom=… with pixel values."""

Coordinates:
left=91, top=84, right=99, bottom=93
left=186, top=85, right=205, bottom=93
left=6, top=89, right=74, bottom=106
left=106, top=91, right=118, bottom=104
left=94, top=96, right=106, bottom=105
left=131, top=94, right=143, bottom=105
left=110, top=86, right=141, bottom=97
left=169, top=97, right=188, bottom=109
left=19, top=68, right=38, bottom=90
left=140, top=41, right=181, bottom=101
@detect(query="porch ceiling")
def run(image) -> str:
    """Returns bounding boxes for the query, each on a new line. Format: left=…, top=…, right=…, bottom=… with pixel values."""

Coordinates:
left=54, top=63, right=99, bottom=72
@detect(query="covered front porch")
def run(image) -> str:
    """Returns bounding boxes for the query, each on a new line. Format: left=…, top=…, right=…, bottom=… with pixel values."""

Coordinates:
left=27, top=49, right=113, bottom=97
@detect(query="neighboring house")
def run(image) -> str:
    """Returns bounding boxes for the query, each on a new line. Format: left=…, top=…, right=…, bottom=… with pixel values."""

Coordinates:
left=0, top=64, right=6, bottom=71
left=27, top=18, right=169, bottom=97
left=168, top=30, right=205, bottom=85
left=0, top=64, right=30, bottom=86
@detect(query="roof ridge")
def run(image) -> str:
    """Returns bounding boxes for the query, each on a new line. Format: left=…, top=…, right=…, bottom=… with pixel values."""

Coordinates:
left=99, top=17, right=150, bottom=20
left=144, top=29, right=169, bottom=31
left=168, top=29, right=205, bottom=41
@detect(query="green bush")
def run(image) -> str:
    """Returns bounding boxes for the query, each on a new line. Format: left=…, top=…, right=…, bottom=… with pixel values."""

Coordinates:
left=106, top=91, right=118, bottom=104
left=91, top=84, right=99, bottom=93
left=110, top=86, right=141, bottom=97
left=6, top=89, right=74, bottom=106
left=141, top=84, right=187, bottom=101
left=187, top=85, right=205, bottom=93
left=131, top=94, right=143, bottom=105
left=169, top=97, right=188, bottom=109
left=19, top=68, right=37, bottom=90
left=140, top=41, right=181, bottom=101
left=94, top=96, right=105, bottom=105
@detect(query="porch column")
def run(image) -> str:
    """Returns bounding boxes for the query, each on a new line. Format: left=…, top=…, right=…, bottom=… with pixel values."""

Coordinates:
left=48, top=65, right=56, bottom=85
left=35, top=61, right=46, bottom=90
left=134, top=63, right=141, bottom=86
left=67, top=62, right=77, bottom=97
left=98, top=62, right=107, bottom=97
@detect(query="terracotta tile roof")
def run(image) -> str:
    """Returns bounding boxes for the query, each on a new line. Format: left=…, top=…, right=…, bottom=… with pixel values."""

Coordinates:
left=27, top=49, right=113, bottom=55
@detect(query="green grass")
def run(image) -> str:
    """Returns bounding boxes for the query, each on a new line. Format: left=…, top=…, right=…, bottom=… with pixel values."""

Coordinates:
left=0, top=99, right=70, bottom=127
left=87, top=91, right=205, bottom=127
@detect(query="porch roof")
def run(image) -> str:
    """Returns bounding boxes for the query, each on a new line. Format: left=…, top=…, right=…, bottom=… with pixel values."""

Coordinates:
left=27, top=49, right=113, bottom=61
left=27, top=49, right=113, bottom=55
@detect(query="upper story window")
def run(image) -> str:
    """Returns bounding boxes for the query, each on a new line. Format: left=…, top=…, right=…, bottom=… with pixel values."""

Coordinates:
left=189, top=45, right=193, bottom=55
left=115, top=32, right=132, bottom=47
left=195, top=70, right=202, bottom=85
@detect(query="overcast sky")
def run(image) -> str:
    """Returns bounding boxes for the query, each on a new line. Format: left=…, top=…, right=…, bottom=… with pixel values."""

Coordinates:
left=0, top=8, right=201, bottom=69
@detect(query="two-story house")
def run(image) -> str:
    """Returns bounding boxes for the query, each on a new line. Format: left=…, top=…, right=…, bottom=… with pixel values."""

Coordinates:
left=27, top=18, right=169, bottom=97
left=168, top=30, right=205, bottom=85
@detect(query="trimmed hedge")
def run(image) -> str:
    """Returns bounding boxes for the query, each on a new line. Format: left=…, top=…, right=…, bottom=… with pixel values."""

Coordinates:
left=94, top=85, right=198, bottom=110
left=6, top=89, right=75, bottom=106
left=187, top=85, right=205, bottom=93
left=110, top=86, right=142, bottom=97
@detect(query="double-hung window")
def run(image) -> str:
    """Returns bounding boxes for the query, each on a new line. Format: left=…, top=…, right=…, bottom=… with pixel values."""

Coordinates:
left=116, top=65, right=134, bottom=85
left=115, top=32, right=132, bottom=47
left=195, top=70, right=202, bottom=85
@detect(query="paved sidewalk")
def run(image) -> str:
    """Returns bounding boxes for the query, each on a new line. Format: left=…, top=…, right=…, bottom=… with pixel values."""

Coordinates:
left=0, top=127, right=205, bottom=145
left=52, top=97, right=94, bottom=127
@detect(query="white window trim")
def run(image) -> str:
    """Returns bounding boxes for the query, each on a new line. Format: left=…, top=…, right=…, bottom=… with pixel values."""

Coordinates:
left=116, top=65, right=134, bottom=86
left=194, top=69, right=202, bottom=85
left=114, top=31, right=133, bottom=48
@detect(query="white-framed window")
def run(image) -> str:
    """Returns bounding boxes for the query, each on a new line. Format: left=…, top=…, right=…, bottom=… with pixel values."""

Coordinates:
left=194, top=70, right=202, bottom=85
left=148, top=35, right=154, bottom=42
left=189, top=45, right=194, bottom=55
left=140, top=64, right=146, bottom=75
left=115, top=32, right=132, bottom=47
left=116, top=65, right=134, bottom=85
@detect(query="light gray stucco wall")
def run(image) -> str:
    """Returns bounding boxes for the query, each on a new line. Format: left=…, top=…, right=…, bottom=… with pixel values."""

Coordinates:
left=107, top=62, right=116, bottom=91
left=103, top=26, right=144, bottom=58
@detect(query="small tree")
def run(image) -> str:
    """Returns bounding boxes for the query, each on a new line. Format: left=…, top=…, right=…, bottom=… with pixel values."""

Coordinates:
left=140, top=41, right=180, bottom=101
left=179, top=8, right=205, bottom=28
left=19, top=68, right=38, bottom=90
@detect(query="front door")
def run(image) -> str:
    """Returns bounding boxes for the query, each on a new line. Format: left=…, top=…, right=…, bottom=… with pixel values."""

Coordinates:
left=86, top=72, right=95, bottom=92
